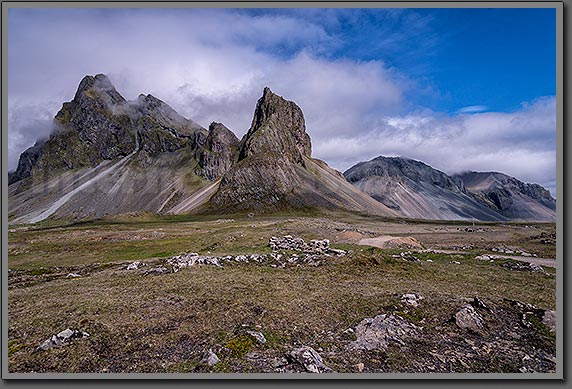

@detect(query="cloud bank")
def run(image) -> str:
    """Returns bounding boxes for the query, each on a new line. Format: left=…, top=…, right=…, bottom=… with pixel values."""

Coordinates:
left=7, top=8, right=556, bottom=196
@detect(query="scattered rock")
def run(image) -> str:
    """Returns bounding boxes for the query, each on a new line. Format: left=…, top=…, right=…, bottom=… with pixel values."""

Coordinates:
left=126, top=261, right=145, bottom=270
left=143, top=266, right=169, bottom=276
left=35, top=328, right=90, bottom=352
left=288, top=346, right=334, bottom=373
left=269, top=236, right=346, bottom=256
left=453, top=305, right=486, bottom=335
left=475, top=255, right=491, bottom=261
left=395, top=251, right=419, bottom=262
left=401, top=293, right=423, bottom=308
left=501, top=261, right=544, bottom=273
left=159, top=238, right=345, bottom=273
left=246, top=330, right=267, bottom=344
left=200, top=349, right=221, bottom=367
left=348, top=314, right=421, bottom=351
left=542, top=311, right=556, bottom=333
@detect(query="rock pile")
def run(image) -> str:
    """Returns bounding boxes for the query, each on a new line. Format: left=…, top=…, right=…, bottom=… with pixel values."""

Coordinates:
left=268, top=235, right=346, bottom=256
left=501, top=261, right=544, bottom=273
left=128, top=238, right=347, bottom=275
left=491, top=247, right=537, bottom=257
left=402, top=293, right=423, bottom=308
left=129, top=236, right=348, bottom=274
left=391, top=251, right=420, bottom=262
left=35, top=328, right=90, bottom=352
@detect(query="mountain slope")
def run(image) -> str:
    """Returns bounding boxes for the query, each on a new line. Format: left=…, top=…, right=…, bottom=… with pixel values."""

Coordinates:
left=455, top=171, right=556, bottom=221
left=344, top=156, right=507, bottom=221
left=207, top=88, right=398, bottom=217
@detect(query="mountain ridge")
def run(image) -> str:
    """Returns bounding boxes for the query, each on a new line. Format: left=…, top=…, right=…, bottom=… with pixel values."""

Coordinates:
left=344, top=156, right=555, bottom=222
left=8, top=73, right=555, bottom=223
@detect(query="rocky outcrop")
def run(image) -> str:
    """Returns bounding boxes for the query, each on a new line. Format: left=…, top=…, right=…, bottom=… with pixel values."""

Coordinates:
left=348, top=314, right=421, bottom=351
left=196, top=122, right=239, bottom=180
left=454, top=305, right=486, bottom=335
left=8, top=140, right=46, bottom=185
left=240, top=86, right=311, bottom=163
left=455, top=172, right=556, bottom=222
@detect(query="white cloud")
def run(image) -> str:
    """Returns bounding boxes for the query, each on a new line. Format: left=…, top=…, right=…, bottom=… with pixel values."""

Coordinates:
left=314, top=96, right=556, bottom=196
left=458, top=105, right=489, bottom=113
left=7, top=9, right=556, bottom=197
left=8, top=8, right=409, bottom=165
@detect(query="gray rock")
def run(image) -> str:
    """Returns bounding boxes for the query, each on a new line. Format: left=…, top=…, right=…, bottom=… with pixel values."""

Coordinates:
left=348, top=314, right=421, bottom=351
left=288, top=346, right=334, bottom=373
left=126, top=261, right=144, bottom=270
left=246, top=330, right=267, bottom=344
left=36, top=328, right=90, bottom=352
left=143, top=266, right=168, bottom=276
left=501, top=261, right=544, bottom=273
left=200, top=349, right=221, bottom=367
left=399, top=251, right=420, bottom=262
left=402, top=293, right=423, bottom=308
left=269, top=235, right=346, bottom=257
left=542, top=310, right=556, bottom=333
left=454, top=305, right=486, bottom=335
left=475, top=255, right=491, bottom=261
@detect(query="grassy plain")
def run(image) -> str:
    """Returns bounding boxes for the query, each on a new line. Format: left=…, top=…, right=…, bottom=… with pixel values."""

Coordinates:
left=7, top=212, right=557, bottom=373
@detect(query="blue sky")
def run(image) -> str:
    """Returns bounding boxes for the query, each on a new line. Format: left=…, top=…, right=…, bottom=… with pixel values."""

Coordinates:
left=8, top=7, right=557, bottom=194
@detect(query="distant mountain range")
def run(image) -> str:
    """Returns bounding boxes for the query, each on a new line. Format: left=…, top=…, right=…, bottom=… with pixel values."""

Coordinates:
left=8, top=74, right=556, bottom=223
left=344, top=157, right=555, bottom=222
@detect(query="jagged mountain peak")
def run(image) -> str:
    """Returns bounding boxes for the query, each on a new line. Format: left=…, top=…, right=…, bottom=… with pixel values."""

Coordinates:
left=207, top=122, right=238, bottom=145
left=237, top=87, right=311, bottom=165
left=73, top=73, right=125, bottom=106
left=207, top=88, right=396, bottom=216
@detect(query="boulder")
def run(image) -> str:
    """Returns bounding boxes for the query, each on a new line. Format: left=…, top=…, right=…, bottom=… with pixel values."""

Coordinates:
left=454, top=305, right=486, bottom=335
left=199, top=349, right=221, bottom=367
left=348, top=314, right=421, bottom=351
left=288, top=346, right=334, bottom=373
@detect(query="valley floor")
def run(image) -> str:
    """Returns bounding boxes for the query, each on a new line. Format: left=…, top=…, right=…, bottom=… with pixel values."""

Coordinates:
left=7, top=213, right=557, bottom=375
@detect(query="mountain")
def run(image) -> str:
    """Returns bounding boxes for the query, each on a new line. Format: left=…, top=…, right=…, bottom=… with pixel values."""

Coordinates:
left=9, top=74, right=206, bottom=185
left=8, top=74, right=229, bottom=223
left=344, top=156, right=556, bottom=222
left=8, top=77, right=396, bottom=223
left=454, top=171, right=556, bottom=221
left=344, top=156, right=507, bottom=221
left=207, top=87, right=398, bottom=216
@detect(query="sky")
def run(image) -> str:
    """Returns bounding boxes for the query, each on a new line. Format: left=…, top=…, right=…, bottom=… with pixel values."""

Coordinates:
left=7, top=7, right=557, bottom=195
